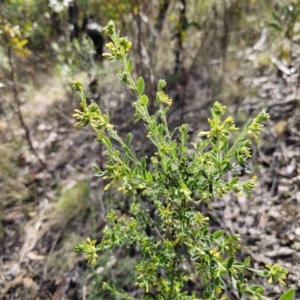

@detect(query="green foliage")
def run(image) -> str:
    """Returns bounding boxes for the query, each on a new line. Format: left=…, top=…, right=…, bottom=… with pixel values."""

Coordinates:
left=0, top=0, right=51, bottom=56
left=268, top=1, right=300, bottom=42
left=73, top=21, right=294, bottom=299
left=279, top=289, right=295, bottom=300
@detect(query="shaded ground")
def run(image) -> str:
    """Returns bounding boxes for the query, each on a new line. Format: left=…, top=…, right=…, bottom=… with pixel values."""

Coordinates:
left=1, top=40, right=300, bottom=299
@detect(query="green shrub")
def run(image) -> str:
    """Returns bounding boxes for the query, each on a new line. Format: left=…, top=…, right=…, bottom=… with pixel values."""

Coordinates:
left=73, top=21, right=294, bottom=300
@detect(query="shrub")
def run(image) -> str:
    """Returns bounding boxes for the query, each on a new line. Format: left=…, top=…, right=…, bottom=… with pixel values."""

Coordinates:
left=73, top=21, right=294, bottom=300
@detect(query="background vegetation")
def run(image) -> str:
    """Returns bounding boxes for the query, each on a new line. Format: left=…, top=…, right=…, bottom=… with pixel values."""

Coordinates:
left=1, top=0, right=300, bottom=299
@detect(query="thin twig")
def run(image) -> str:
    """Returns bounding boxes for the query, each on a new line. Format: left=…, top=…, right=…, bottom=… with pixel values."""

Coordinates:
left=0, top=274, right=24, bottom=298
left=7, top=46, right=47, bottom=170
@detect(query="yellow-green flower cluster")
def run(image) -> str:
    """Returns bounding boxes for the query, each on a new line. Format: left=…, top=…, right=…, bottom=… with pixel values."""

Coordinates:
left=266, top=263, right=288, bottom=286
left=156, top=91, right=172, bottom=106
left=247, top=111, right=270, bottom=142
left=198, top=103, right=238, bottom=141
left=103, top=38, right=132, bottom=61
left=102, top=21, right=132, bottom=61
left=73, top=102, right=113, bottom=140
left=74, top=237, right=98, bottom=266
left=101, top=20, right=115, bottom=36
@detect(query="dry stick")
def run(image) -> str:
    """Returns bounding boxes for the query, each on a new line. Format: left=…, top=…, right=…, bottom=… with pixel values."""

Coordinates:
left=0, top=274, right=24, bottom=298
left=170, top=0, right=187, bottom=123
left=178, top=0, right=187, bottom=125
left=134, top=0, right=143, bottom=76
left=155, top=0, right=171, bottom=33
left=220, top=0, right=229, bottom=91
left=7, top=46, right=47, bottom=170
left=168, top=17, right=212, bottom=123
left=82, top=285, right=87, bottom=300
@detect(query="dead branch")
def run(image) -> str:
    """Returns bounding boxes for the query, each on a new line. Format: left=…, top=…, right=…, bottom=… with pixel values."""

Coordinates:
left=7, top=46, right=47, bottom=170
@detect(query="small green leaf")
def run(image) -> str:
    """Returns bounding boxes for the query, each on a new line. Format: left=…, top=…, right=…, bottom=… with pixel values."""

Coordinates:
left=140, top=95, right=148, bottom=106
left=136, top=77, right=145, bottom=94
left=142, top=168, right=147, bottom=180
left=272, top=11, right=281, bottom=23
left=102, top=282, right=114, bottom=291
left=226, top=257, right=234, bottom=270
left=269, top=22, right=283, bottom=32
left=157, top=79, right=166, bottom=91
left=207, top=283, right=215, bottom=292
left=200, top=170, right=208, bottom=179
left=252, top=269, right=269, bottom=277
left=214, top=277, right=220, bottom=286
left=127, top=58, right=133, bottom=72
left=123, top=153, right=129, bottom=165
left=122, top=145, right=136, bottom=161
left=219, top=278, right=226, bottom=290
left=213, top=230, right=224, bottom=239
left=126, top=133, right=132, bottom=146
left=232, top=169, right=241, bottom=175
left=241, top=164, right=251, bottom=172
left=93, top=165, right=101, bottom=172
left=202, top=226, right=208, bottom=236
left=244, top=289, right=255, bottom=296
left=157, top=124, right=164, bottom=136
left=229, top=177, right=239, bottom=185
left=278, top=289, right=295, bottom=300
left=122, top=144, right=130, bottom=152
left=245, top=118, right=254, bottom=129
left=243, top=256, right=251, bottom=267
left=250, top=285, right=264, bottom=293
left=140, top=156, right=147, bottom=168
left=146, top=172, right=153, bottom=182
left=190, top=253, right=199, bottom=261
left=203, top=291, right=211, bottom=298
left=93, top=165, right=106, bottom=177
left=112, top=149, right=120, bottom=158
left=238, top=272, right=244, bottom=282
left=220, top=140, right=229, bottom=151
left=102, top=136, right=112, bottom=149
left=209, top=183, right=213, bottom=193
